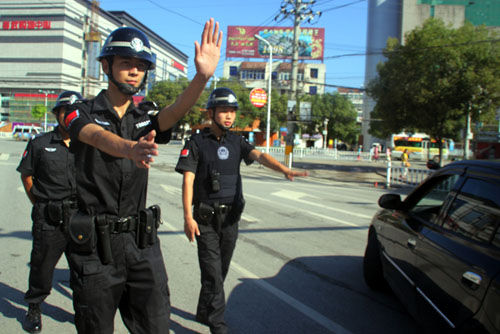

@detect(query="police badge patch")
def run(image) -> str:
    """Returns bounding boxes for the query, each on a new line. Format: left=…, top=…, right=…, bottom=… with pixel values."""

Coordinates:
left=217, top=146, right=229, bottom=160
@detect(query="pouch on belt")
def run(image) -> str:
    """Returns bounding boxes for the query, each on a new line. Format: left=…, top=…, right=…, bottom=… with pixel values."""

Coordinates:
left=67, top=213, right=96, bottom=254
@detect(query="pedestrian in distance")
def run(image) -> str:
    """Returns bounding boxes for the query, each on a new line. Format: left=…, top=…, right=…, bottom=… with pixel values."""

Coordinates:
left=401, top=148, right=410, bottom=180
left=175, top=87, right=309, bottom=334
left=17, top=91, right=83, bottom=333
left=62, top=19, right=221, bottom=333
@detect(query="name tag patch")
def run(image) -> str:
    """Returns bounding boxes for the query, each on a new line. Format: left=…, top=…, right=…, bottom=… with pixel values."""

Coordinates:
left=135, top=120, right=151, bottom=129
left=94, top=118, right=110, bottom=126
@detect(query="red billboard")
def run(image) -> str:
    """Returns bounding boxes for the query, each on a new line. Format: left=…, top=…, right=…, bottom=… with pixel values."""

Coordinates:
left=226, top=26, right=324, bottom=60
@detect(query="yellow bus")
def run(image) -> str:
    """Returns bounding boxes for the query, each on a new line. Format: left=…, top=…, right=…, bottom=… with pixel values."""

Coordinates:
left=390, top=133, right=448, bottom=162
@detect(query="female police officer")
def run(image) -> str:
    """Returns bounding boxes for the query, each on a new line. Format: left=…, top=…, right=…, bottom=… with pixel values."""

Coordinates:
left=175, top=87, right=308, bottom=334
left=17, top=91, right=83, bottom=333
left=63, top=20, right=221, bottom=333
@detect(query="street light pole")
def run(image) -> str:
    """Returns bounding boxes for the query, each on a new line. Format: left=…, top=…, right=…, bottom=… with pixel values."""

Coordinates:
left=254, top=34, right=273, bottom=154
left=39, top=89, right=55, bottom=132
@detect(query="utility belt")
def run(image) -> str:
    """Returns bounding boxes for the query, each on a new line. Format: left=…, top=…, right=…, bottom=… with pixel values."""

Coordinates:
left=194, top=200, right=244, bottom=233
left=40, top=197, right=78, bottom=226
left=67, top=205, right=162, bottom=265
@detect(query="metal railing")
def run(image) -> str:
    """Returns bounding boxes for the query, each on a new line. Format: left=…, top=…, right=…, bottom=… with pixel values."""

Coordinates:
left=386, top=161, right=433, bottom=187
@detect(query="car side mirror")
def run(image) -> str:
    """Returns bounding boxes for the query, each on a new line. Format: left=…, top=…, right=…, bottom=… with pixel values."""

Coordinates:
left=426, top=160, right=440, bottom=170
left=378, top=194, right=402, bottom=210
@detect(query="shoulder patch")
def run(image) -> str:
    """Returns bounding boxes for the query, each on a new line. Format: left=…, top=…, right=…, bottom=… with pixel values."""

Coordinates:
left=65, top=109, right=80, bottom=129
left=22, top=149, right=28, bottom=159
left=180, top=148, right=189, bottom=158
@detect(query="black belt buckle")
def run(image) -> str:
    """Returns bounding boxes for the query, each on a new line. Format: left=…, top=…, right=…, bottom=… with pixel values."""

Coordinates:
left=117, top=217, right=130, bottom=233
left=218, top=205, right=230, bottom=215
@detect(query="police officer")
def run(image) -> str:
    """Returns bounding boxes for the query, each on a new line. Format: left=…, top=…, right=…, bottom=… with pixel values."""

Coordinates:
left=175, top=87, right=308, bottom=334
left=63, top=19, right=221, bottom=333
left=17, top=90, right=83, bottom=333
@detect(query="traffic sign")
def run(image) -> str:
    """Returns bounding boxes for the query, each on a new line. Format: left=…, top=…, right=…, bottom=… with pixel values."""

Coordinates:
left=249, top=88, right=267, bottom=108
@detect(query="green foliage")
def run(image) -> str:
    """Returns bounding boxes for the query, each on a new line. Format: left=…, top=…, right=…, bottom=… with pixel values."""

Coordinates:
left=146, top=77, right=360, bottom=145
left=367, top=18, right=500, bottom=150
left=31, top=104, right=46, bottom=120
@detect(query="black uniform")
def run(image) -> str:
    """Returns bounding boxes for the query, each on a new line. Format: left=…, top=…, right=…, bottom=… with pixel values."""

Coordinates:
left=17, top=128, right=76, bottom=305
left=175, top=127, right=254, bottom=334
left=64, top=90, right=171, bottom=334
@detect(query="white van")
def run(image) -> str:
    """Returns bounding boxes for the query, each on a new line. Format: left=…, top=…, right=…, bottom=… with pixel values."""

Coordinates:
left=12, top=125, right=42, bottom=141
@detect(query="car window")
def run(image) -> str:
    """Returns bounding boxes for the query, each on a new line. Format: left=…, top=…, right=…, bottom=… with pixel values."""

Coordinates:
left=408, top=174, right=460, bottom=224
left=442, top=177, right=500, bottom=247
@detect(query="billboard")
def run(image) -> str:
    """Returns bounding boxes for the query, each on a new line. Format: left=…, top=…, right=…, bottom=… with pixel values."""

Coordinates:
left=226, top=26, right=324, bottom=60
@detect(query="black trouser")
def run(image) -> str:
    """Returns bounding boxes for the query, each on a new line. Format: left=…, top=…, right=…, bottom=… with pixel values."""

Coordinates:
left=25, top=202, right=68, bottom=304
left=67, top=231, right=170, bottom=334
left=195, top=212, right=239, bottom=334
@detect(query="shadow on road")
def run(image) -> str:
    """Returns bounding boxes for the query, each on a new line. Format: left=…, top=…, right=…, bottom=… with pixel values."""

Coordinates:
left=225, top=255, right=418, bottom=334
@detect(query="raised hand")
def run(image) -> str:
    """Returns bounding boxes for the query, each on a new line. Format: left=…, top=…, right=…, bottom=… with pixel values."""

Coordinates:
left=194, top=18, right=222, bottom=80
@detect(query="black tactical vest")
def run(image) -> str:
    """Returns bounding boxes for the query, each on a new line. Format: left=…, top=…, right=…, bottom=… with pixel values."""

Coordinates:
left=192, top=132, right=243, bottom=205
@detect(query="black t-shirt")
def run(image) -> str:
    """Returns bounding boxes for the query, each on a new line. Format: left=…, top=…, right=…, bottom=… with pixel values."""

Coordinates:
left=16, top=128, right=76, bottom=201
left=64, top=90, right=171, bottom=217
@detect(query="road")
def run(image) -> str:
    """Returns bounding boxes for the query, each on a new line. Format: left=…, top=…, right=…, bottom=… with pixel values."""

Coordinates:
left=0, top=138, right=418, bottom=333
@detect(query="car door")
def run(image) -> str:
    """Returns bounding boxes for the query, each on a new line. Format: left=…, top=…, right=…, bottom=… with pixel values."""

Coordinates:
left=376, top=171, right=461, bottom=318
left=414, top=170, right=500, bottom=330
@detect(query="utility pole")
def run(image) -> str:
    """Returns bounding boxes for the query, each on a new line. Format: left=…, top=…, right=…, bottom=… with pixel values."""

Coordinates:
left=276, top=0, right=320, bottom=165
left=39, top=89, right=55, bottom=132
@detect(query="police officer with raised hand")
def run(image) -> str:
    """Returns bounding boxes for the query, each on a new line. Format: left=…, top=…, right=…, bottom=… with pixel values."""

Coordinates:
left=17, top=91, right=83, bottom=333
left=175, top=87, right=308, bottom=334
left=63, top=19, right=221, bottom=333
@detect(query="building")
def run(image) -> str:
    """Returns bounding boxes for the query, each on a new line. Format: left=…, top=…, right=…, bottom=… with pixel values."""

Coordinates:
left=222, top=60, right=326, bottom=95
left=0, top=0, right=188, bottom=125
left=337, top=87, right=364, bottom=124
left=362, top=0, right=500, bottom=150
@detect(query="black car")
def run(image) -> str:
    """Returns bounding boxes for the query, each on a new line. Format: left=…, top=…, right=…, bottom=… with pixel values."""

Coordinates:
left=363, top=160, right=500, bottom=333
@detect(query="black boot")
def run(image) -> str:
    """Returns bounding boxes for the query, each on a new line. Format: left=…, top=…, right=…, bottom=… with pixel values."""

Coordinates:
left=23, top=303, right=42, bottom=333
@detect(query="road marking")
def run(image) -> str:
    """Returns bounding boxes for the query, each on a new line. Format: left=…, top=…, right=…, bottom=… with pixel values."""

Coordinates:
left=231, top=261, right=353, bottom=334
left=160, top=184, right=180, bottom=195
left=0, top=153, right=9, bottom=161
left=162, top=219, right=352, bottom=334
left=270, top=189, right=372, bottom=219
left=245, top=193, right=360, bottom=227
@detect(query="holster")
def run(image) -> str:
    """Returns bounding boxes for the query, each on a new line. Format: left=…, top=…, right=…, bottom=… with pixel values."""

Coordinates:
left=67, top=213, right=96, bottom=255
left=194, top=202, right=215, bottom=226
left=96, top=214, right=113, bottom=264
left=137, top=205, right=161, bottom=249
left=47, top=201, right=64, bottom=225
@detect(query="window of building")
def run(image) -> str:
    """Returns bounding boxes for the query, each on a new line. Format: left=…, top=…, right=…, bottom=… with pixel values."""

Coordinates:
left=229, top=66, right=238, bottom=76
left=310, top=68, right=318, bottom=78
left=169, top=73, right=177, bottom=81
left=280, top=72, right=290, bottom=81
left=241, top=70, right=264, bottom=80
left=309, top=86, right=317, bottom=95
left=272, top=71, right=278, bottom=80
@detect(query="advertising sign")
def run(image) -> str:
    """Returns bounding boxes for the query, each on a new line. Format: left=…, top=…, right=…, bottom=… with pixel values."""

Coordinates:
left=227, top=25, right=324, bottom=60
left=249, top=88, right=267, bottom=108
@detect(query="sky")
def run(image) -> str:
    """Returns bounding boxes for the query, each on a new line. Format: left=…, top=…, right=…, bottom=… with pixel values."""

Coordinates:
left=100, top=0, right=368, bottom=92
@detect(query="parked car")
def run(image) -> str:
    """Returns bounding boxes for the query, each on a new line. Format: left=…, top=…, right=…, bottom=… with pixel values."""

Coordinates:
left=363, top=160, right=500, bottom=333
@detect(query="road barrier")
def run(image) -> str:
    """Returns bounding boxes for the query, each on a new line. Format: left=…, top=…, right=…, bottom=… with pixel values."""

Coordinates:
left=386, top=161, right=433, bottom=188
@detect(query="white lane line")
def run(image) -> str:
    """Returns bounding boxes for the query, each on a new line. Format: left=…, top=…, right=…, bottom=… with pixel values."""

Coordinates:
left=271, top=189, right=372, bottom=219
left=161, top=184, right=181, bottom=196
left=231, top=261, right=353, bottom=334
left=162, top=219, right=351, bottom=333
left=245, top=193, right=360, bottom=227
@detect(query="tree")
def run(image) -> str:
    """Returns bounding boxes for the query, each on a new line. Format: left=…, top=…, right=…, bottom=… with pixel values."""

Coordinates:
left=367, top=19, right=500, bottom=162
left=31, top=104, right=46, bottom=120
left=303, top=92, right=358, bottom=146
